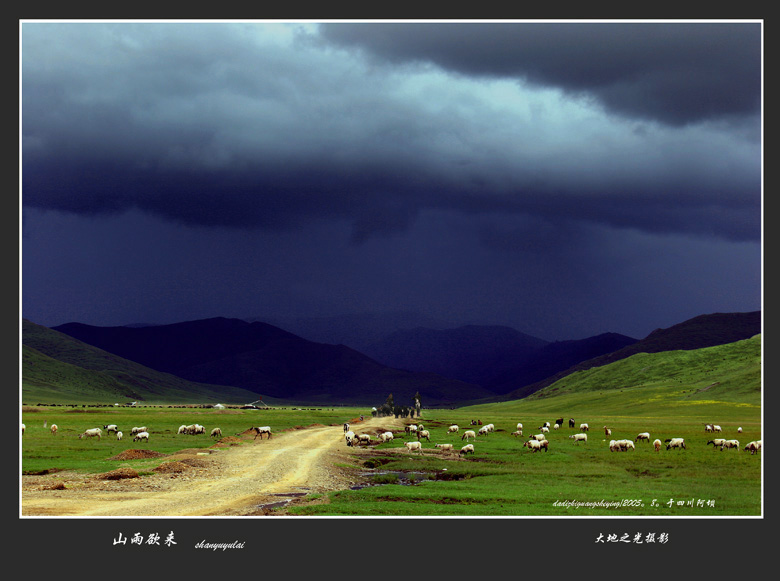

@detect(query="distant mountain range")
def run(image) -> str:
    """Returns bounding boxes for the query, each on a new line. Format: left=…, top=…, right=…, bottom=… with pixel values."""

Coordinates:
left=31, top=310, right=760, bottom=407
left=49, top=317, right=493, bottom=406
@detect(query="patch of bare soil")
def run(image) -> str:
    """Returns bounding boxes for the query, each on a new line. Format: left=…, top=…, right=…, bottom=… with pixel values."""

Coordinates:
left=21, top=415, right=406, bottom=517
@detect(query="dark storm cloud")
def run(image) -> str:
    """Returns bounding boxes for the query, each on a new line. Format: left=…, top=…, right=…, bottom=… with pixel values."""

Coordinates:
left=21, top=21, right=761, bottom=244
left=318, top=21, right=762, bottom=126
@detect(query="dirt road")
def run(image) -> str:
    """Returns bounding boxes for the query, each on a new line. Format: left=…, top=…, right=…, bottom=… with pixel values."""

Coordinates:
left=21, top=415, right=406, bottom=517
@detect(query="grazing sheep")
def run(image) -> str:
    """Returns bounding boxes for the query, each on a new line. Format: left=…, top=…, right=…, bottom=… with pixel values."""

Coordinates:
left=131, top=426, right=147, bottom=436
left=417, top=429, right=431, bottom=442
left=190, top=424, right=206, bottom=435
left=619, top=439, right=635, bottom=451
left=569, top=433, right=587, bottom=444
left=103, top=424, right=119, bottom=434
left=744, top=440, right=761, bottom=455
left=635, top=432, right=651, bottom=443
left=579, top=423, right=589, bottom=431
left=357, top=434, right=372, bottom=445
left=609, top=439, right=620, bottom=452
left=177, top=425, right=188, bottom=434
left=116, top=431, right=123, bottom=441
left=524, top=439, right=548, bottom=452
left=343, top=422, right=350, bottom=433
left=511, top=429, right=523, bottom=437
left=345, top=430, right=356, bottom=446
left=516, top=423, right=524, bottom=431
left=737, top=426, right=743, bottom=433
left=542, top=421, right=551, bottom=429
left=720, top=439, right=739, bottom=451
left=405, top=424, right=418, bottom=435
left=553, top=423, right=560, bottom=430
left=447, top=424, right=459, bottom=434
left=665, top=438, right=686, bottom=450
left=653, top=439, right=662, bottom=451
left=568, top=418, right=575, bottom=428
left=50, top=424, right=58, bottom=436
left=478, top=426, right=490, bottom=436
left=79, top=428, right=102, bottom=440
left=713, top=425, right=723, bottom=433
left=210, top=427, right=222, bottom=438
left=133, top=431, right=149, bottom=443
left=251, top=426, right=272, bottom=440
left=704, top=424, right=714, bottom=432
left=532, top=433, right=547, bottom=442
left=707, top=438, right=727, bottom=449
left=540, top=426, right=549, bottom=433
left=435, top=443, right=454, bottom=452
left=604, top=426, right=612, bottom=437
left=461, top=430, right=477, bottom=441
left=405, top=441, right=423, bottom=454
left=459, top=443, right=475, bottom=456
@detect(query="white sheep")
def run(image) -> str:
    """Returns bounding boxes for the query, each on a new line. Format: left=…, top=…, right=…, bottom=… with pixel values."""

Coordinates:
left=713, top=425, right=723, bottom=433
left=417, top=429, right=431, bottom=441
left=486, top=423, right=495, bottom=433
left=251, top=426, right=272, bottom=440
left=665, top=438, right=686, bottom=450
left=210, top=427, right=222, bottom=438
left=405, top=424, right=418, bottom=435
left=619, top=439, right=635, bottom=451
left=543, top=421, right=551, bottom=428
left=744, top=440, right=761, bottom=454
left=378, top=431, right=394, bottom=442
left=569, top=433, right=587, bottom=444
left=553, top=423, right=560, bottom=430
left=79, top=428, right=102, bottom=440
left=447, top=424, right=459, bottom=434
left=532, top=433, right=547, bottom=442
left=435, top=443, right=454, bottom=452
left=50, top=423, right=58, bottom=436
left=635, top=432, right=651, bottom=443
left=653, top=439, right=662, bottom=452
left=116, top=431, right=123, bottom=441
left=461, top=430, right=476, bottom=441
left=343, top=422, right=350, bottom=433
left=357, top=434, right=372, bottom=445
left=345, top=430, right=356, bottom=446
left=603, top=426, right=612, bottom=437
left=103, top=424, right=119, bottom=434
left=21, top=423, right=25, bottom=435
left=405, top=441, right=423, bottom=454
left=540, top=426, right=550, bottom=433
left=516, top=422, right=523, bottom=431
left=511, top=429, right=523, bottom=437
left=131, top=426, right=147, bottom=435
left=720, top=439, right=739, bottom=451
left=177, top=425, right=188, bottom=434
left=459, top=443, right=475, bottom=456
left=609, top=439, right=620, bottom=452
left=704, top=424, right=714, bottom=432
left=579, top=423, right=589, bottom=431
left=707, top=438, right=727, bottom=448
left=478, top=426, right=490, bottom=436
left=133, top=431, right=149, bottom=443
left=737, top=426, right=743, bottom=433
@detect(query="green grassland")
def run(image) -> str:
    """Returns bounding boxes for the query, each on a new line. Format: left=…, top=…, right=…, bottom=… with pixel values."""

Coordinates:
left=20, top=335, right=761, bottom=516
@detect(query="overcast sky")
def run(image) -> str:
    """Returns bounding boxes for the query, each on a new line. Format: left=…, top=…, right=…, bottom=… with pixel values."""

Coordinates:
left=21, top=20, right=762, bottom=341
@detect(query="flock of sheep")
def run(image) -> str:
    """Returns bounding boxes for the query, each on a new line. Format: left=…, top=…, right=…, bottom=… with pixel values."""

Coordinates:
left=341, top=417, right=762, bottom=458
left=20, top=421, right=228, bottom=443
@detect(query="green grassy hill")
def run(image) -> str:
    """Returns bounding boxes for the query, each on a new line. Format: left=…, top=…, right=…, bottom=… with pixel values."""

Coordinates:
left=467, top=333, right=761, bottom=419
left=22, top=319, right=264, bottom=405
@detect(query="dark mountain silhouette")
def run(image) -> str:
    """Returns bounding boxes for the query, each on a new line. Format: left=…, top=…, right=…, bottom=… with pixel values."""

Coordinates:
left=52, top=317, right=493, bottom=405
left=500, top=310, right=761, bottom=400
left=362, top=324, right=550, bottom=386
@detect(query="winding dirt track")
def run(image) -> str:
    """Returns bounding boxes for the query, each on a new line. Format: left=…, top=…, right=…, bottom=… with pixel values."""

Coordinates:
left=21, top=416, right=405, bottom=517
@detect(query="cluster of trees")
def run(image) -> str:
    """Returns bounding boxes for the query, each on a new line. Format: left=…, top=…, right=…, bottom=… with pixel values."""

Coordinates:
left=371, top=392, right=422, bottom=418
